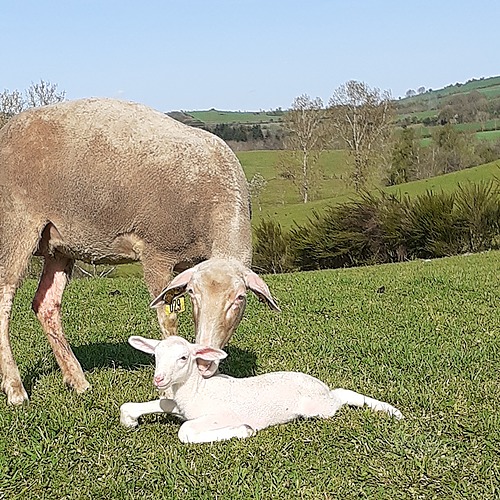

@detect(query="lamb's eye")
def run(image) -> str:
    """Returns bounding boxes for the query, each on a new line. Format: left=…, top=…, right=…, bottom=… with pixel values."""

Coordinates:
left=180, top=356, right=188, bottom=361
left=187, top=288, right=194, bottom=296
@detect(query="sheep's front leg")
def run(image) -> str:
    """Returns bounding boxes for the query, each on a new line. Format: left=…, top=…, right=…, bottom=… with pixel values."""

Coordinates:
left=178, top=416, right=256, bottom=444
left=120, top=398, right=179, bottom=428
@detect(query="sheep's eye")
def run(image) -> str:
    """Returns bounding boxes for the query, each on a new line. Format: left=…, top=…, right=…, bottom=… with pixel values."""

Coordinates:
left=236, top=294, right=246, bottom=302
left=187, top=288, right=194, bottom=295
left=180, top=356, right=188, bottom=361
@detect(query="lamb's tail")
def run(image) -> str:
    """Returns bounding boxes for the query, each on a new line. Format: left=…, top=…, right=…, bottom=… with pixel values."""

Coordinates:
left=330, top=388, right=404, bottom=419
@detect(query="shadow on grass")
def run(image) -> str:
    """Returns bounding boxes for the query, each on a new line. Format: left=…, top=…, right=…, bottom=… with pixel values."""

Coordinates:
left=20, top=342, right=258, bottom=398
left=74, top=341, right=258, bottom=377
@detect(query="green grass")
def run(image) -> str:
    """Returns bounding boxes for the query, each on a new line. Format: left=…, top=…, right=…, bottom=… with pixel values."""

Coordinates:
left=386, top=160, right=500, bottom=198
left=1, top=251, right=499, bottom=499
left=477, top=129, right=500, bottom=141
left=242, top=149, right=500, bottom=229
left=238, top=149, right=351, bottom=211
left=187, top=110, right=283, bottom=125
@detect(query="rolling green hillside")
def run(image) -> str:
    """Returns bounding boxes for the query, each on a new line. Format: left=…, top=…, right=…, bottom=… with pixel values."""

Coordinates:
left=237, top=151, right=500, bottom=228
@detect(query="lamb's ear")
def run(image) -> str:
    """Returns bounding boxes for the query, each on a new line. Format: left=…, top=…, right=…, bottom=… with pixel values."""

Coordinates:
left=149, top=267, right=196, bottom=308
left=244, top=269, right=281, bottom=312
left=192, top=346, right=228, bottom=362
left=128, top=336, right=160, bottom=354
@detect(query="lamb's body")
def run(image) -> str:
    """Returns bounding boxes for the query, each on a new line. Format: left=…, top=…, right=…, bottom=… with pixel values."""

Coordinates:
left=175, top=371, right=336, bottom=429
left=121, top=336, right=403, bottom=443
left=0, top=99, right=279, bottom=405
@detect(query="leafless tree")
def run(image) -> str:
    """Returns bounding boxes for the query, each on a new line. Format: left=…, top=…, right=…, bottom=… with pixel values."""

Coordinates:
left=1, top=80, right=66, bottom=128
left=25, top=79, right=66, bottom=108
left=248, top=172, right=267, bottom=211
left=327, top=81, right=393, bottom=191
left=0, top=89, right=25, bottom=127
left=280, top=94, right=328, bottom=203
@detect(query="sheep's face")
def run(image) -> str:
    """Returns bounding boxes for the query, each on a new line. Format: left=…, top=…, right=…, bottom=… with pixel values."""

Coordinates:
left=149, top=258, right=280, bottom=377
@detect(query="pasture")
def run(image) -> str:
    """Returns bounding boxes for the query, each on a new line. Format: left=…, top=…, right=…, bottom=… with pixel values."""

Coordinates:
left=1, top=251, right=499, bottom=499
left=187, top=110, right=282, bottom=125
left=239, top=150, right=500, bottom=229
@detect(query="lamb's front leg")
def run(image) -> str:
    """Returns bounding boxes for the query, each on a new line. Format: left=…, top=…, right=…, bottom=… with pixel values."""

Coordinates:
left=120, top=398, right=179, bottom=428
left=178, top=415, right=256, bottom=444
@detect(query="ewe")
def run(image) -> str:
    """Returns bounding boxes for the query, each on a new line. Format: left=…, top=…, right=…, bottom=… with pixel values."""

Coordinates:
left=0, top=98, right=279, bottom=405
left=121, top=336, right=403, bottom=443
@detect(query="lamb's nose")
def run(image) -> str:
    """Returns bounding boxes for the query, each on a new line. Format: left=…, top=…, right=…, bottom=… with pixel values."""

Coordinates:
left=153, top=375, right=164, bottom=387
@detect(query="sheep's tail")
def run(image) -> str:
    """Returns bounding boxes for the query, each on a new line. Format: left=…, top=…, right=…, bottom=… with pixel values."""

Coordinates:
left=330, top=388, right=403, bottom=419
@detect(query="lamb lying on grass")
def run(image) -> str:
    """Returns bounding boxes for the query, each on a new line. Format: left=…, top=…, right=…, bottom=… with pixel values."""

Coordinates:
left=120, top=336, right=403, bottom=443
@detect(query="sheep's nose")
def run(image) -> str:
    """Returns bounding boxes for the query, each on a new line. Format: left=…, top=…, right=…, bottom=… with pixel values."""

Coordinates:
left=153, top=374, right=165, bottom=387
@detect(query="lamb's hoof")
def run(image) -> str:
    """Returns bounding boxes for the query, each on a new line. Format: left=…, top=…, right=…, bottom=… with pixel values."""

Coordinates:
left=120, top=403, right=139, bottom=428
left=236, top=424, right=256, bottom=439
left=389, top=407, right=404, bottom=420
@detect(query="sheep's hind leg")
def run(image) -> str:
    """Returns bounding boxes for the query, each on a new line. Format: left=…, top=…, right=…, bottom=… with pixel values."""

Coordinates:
left=32, top=253, right=89, bottom=393
left=120, top=398, right=179, bottom=428
left=330, top=388, right=403, bottom=419
left=178, top=416, right=256, bottom=443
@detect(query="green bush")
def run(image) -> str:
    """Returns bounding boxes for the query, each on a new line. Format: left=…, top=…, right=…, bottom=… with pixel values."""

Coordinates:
left=399, top=190, right=461, bottom=258
left=252, top=219, right=295, bottom=273
left=290, top=191, right=410, bottom=270
left=455, top=180, right=500, bottom=252
left=255, top=182, right=500, bottom=272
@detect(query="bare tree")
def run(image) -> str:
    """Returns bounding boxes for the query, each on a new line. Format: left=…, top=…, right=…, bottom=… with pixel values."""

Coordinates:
left=280, top=94, right=328, bottom=203
left=0, top=89, right=25, bottom=127
left=1, top=80, right=66, bottom=128
left=248, top=172, right=267, bottom=211
left=327, top=81, right=393, bottom=191
left=26, top=79, right=66, bottom=108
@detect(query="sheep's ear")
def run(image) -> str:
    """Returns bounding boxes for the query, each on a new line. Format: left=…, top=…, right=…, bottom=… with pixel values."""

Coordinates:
left=149, top=267, right=196, bottom=308
left=244, top=269, right=281, bottom=312
left=192, top=346, right=228, bottom=362
left=128, top=336, right=160, bottom=354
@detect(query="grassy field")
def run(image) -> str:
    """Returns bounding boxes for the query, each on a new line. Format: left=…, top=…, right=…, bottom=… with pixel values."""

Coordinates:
left=187, top=110, right=283, bottom=125
left=1, top=251, right=499, bottom=499
left=238, top=149, right=500, bottom=229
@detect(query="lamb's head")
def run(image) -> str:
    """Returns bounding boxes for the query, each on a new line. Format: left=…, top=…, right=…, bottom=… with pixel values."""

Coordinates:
left=128, top=335, right=227, bottom=390
left=150, top=258, right=279, bottom=368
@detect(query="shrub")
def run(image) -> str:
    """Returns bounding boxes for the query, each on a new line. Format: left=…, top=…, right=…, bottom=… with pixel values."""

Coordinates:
left=399, top=190, right=462, bottom=258
left=455, top=180, right=500, bottom=252
left=290, top=191, right=406, bottom=270
left=252, top=219, right=295, bottom=274
left=285, top=183, right=499, bottom=272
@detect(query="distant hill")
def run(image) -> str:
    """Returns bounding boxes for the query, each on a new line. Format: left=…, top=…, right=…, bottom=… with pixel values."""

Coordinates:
left=394, top=75, right=500, bottom=127
left=169, top=76, right=500, bottom=128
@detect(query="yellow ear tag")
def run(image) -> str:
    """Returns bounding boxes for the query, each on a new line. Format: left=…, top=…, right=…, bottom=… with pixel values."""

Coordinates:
left=166, top=296, right=186, bottom=315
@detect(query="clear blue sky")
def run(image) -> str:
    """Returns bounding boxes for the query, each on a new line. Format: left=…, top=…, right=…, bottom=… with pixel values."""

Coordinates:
left=2, top=0, right=499, bottom=112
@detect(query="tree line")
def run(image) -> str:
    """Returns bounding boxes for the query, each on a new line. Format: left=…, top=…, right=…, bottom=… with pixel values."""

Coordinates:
left=276, top=81, right=500, bottom=204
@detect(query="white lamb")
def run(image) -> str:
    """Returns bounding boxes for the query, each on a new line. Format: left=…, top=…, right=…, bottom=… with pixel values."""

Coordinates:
left=120, top=335, right=403, bottom=443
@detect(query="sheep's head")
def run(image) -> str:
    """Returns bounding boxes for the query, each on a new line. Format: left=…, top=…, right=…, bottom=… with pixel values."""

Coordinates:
left=128, top=335, right=227, bottom=390
left=149, top=258, right=280, bottom=370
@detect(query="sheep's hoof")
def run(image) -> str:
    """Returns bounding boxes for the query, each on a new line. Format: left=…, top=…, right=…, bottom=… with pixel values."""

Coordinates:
left=64, top=376, right=91, bottom=394
left=3, top=381, right=29, bottom=406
